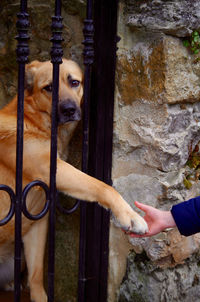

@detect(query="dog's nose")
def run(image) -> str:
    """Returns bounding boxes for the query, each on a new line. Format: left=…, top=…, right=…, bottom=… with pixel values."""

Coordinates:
left=59, top=100, right=76, bottom=117
left=58, top=99, right=81, bottom=124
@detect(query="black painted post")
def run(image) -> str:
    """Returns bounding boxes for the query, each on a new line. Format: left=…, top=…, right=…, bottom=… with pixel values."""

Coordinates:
left=88, top=2, right=119, bottom=300
left=78, top=0, right=94, bottom=300
left=48, top=0, right=63, bottom=301
left=15, top=1, right=29, bottom=301
left=78, top=0, right=119, bottom=301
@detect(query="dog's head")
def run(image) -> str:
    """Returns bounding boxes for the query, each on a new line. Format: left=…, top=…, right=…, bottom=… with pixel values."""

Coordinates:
left=25, top=59, right=83, bottom=125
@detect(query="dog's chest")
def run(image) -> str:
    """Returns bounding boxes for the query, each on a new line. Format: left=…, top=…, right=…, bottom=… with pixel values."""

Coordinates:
left=58, top=122, right=78, bottom=161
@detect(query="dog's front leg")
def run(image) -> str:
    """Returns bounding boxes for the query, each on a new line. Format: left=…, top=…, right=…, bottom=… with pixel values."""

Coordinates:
left=56, top=159, right=148, bottom=234
left=23, top=216, right=48, bottom=302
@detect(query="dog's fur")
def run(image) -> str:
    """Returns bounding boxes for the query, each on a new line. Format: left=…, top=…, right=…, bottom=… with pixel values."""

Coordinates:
left=0, top=59, right=148, bottom=302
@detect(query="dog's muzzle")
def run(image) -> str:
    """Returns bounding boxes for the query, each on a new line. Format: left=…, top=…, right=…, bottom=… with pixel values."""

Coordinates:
left=58, top=99, right=81, bottom=124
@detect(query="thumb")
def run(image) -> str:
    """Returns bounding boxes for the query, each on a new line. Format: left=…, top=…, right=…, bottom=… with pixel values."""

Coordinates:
left=134, top=201, right=149, bottom=213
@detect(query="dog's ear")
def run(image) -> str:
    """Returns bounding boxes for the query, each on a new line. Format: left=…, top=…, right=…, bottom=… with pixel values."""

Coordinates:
left=25, top=60, right=41, bottom=92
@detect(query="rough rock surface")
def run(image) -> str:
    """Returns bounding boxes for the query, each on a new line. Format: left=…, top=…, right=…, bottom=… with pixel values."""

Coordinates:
left=108, top=1, right=200, bottom=302
left=117, top=34, right=200, bottom=105
left=126, top=0, right=200, bottom=37
left=118, top=252, right=200, bottom=302
left=113, top=101, right=200, bottom=173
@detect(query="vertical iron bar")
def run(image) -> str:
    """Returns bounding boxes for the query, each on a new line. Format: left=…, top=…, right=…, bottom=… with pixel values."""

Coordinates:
left=48, top=65, right=59, bottom=302
left=48, top=0, right=63, bottom=301
left=78, top=0, right=119, bottom=301
left=20, top=0, right=27, bottom=11
left=15, top=1, right=29, bottom=301
left=78, top=0, right=94, bottom=300
left=82, top=0, right=93, bottom=173
left=97, top=2, right=119, bottom=300
left=15, top=64, right=24, bottom=302
left=55, top=0, right=61, bottom=16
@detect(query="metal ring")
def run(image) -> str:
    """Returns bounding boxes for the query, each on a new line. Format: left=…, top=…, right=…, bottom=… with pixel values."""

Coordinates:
left=0, top=185, right=15, bottom=226
left=56, top=198, right=80, bottom=214
left=22, top=180, right=50, bottom=220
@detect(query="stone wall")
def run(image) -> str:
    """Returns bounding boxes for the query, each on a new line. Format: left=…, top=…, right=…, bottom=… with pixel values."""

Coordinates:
left=108, top=1, right=200, bottom=302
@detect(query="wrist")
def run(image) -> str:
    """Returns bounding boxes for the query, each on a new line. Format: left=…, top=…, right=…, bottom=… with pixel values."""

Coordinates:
left=161, top=211, right=176, bottom=230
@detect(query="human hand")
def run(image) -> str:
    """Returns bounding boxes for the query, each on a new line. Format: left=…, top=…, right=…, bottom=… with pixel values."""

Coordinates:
left=128, top=201, right=176, bottom=238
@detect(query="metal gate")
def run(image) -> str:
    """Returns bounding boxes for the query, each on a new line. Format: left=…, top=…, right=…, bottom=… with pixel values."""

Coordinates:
left=0, top=0, right=118, bottom=301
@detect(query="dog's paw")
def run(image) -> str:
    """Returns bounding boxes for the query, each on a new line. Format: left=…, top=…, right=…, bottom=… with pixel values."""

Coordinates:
left=122, top=213, right=148, bottom=235
left=114, top=202, right=148, bottom=235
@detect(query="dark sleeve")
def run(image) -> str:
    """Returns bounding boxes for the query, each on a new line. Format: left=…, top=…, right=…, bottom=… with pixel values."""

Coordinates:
left=171, top=196, right=200, bottom=236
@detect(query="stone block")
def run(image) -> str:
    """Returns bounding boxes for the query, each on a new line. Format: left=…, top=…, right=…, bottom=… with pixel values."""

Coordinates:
left=126, top=0, right=200, bottom=37
left=113, top=100, right=200, bottom=173
left=117, top=35, right=200, bottom=105
left=118, top=251, right=200, bottom=302
left=129, top=229, right=200, bottom=266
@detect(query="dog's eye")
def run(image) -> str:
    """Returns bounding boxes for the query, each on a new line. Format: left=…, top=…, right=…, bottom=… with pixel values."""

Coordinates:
left=68, top=75, right=80, bottom=88
left=70, top=79, right=80, bottom=88
left=43, top=84, right=52, bottom=92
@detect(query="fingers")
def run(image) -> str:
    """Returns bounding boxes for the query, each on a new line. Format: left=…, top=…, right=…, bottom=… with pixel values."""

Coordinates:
left=124, top=228, right=151, bottom=238
left=129, top=232, right=150, bottom=238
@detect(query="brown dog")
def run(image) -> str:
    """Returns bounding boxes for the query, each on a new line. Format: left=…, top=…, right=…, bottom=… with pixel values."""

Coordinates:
left=0, top=59, right=148, bottom=302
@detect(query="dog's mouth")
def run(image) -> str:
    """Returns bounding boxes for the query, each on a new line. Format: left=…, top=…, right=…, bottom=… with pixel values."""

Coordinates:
left=58, top=99, right=81, bottom=125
